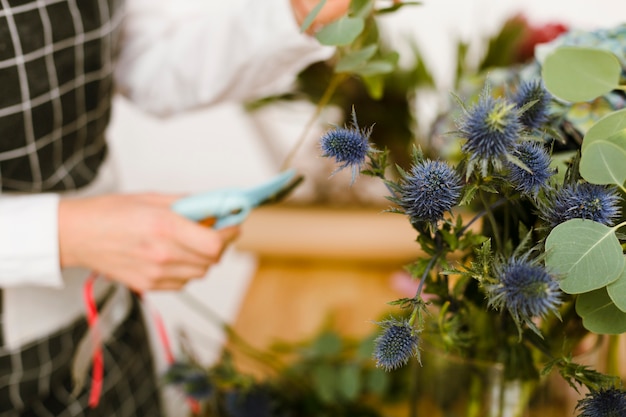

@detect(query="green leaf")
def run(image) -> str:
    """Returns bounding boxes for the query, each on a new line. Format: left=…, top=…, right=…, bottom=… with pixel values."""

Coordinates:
left=582, top=108, right=626, bottom=152
left=337, top=364, right=361, bottom=400
left=311, top=331, right=343, bottom=357
left=300, top=0, right=327, bottom=33
left=361, top=74, right=384, bottom=99
left=542, top=47, right=621, bottom=102
left=365, top=367, right=389, bottom=395
left=335, top=44, right=378, bottom=73
left=312, top=364, right=337, bottom=403
left=579, top=132, right=626, bottom=187
left=315, top=16, right=365, bottom=46
left=576, top=288, right=626, bottom=334
left=545, top=219, right=624, bottom=294
left=353, top=52, right=399, bottom=77
left=606, top=260, right=626, bottom=311
left=349, top=0, right=374, bottom=18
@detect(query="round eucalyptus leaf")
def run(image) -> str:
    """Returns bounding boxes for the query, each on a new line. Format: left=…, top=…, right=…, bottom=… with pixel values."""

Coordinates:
left=542, top=46, right=621, bottom=102
left=576, top=288, right=626, bottom=334
left=315, top=16, right=365, bottom=46
left=335, top=44, right=378, bottom=73
left=607, top=262, right=626, bottom=312
left=545, top=219, right=624, bottom=294
left=582, top=108, right=626, bottom=152
left=337, top=364, right=361, bottom=400
left=580, top=135, right=626, bottom=187
left=312, top=364, right=337, bottom=403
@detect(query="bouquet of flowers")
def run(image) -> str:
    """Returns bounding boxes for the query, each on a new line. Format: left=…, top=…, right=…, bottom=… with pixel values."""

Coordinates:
left=319, top=23, right=626, bottom=416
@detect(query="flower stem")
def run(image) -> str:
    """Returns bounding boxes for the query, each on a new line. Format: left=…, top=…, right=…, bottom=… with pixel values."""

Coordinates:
left=177, top=291, right=286, bottom=375
left=281, top=72, right=347, bottom=170
left=479, top=190, right=503, bottom=251
left=606, top=335, right=621, bottom=380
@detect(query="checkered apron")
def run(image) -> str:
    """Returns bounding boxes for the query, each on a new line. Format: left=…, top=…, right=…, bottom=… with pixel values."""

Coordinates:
left=0, top=0, right=163, bottom=415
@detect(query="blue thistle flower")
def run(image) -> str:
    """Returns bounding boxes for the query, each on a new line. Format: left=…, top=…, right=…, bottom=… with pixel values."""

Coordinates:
left=163, top=361, right=213, bottom=400
left=459, top=89, right=522, bottom=177
left=320, top=108, right=374, bottom=184
left=576, top=388, right=626, bottom=417
left=396, top=159, right=462, bottom=225
left=512, top=81, right=552, bottom=130
left=540, top=183, right=622, bottom=228
left=373, top=319, right=420, bottom=371
left=506, top=141, right=554, bottom=197
left=484, top=256, right=562, bottom=336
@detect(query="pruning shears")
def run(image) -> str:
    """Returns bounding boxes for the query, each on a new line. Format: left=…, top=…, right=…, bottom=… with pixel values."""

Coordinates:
left=171, top=169, right=302, bottom=229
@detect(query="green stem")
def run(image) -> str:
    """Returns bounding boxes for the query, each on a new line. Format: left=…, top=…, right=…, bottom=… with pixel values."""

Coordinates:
left=479, top=190, right=503, bottom=252
left=606, top=335, right=621, bottom=380
left=177, top=291, right=286, bottom=375
left=281, top=72, right=347, bottom=170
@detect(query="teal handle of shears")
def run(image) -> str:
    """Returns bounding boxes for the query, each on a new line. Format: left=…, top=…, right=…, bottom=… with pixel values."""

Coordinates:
left=171, top=189, right=252, bottom=229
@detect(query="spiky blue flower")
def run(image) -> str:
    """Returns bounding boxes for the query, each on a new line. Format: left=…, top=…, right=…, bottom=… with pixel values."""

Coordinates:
left=163, top=361, right=213, bottom=400
left=576, top=388, right=626, bottom=417
left=396, top=159, right=462, bottom=225
left=540, top=183, right=622, bottom=228
left=320, top=109, right=373, bottom=184
left=373, top=319, right=420, bottom=371
left=506, top=141, right=554, bottom=197
left=512, top=81, right=552, bottom=130
left=459, top=90, right=522, bottom=177
left=484, top=256, right=562, bottom=335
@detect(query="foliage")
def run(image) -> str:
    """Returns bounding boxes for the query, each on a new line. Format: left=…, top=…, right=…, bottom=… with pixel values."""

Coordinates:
left=164, top=328, right=411, bottom=417
left=320, top=21, right=626, bottom=416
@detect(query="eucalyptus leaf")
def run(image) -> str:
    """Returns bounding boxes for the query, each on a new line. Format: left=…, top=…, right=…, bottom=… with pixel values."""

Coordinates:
left=315, top=16, right=365, bottom=46
left=353, top=51, right=399, bottom=77
left=338, top=364, right=361, bottom=400
left=353, top=60, right=395, bottom=77
left=542, top=46, right=621, bottom=102
left=545, top=219, right=624, bottom=294
left=579, top=136, right=626, bottom=187
left=300, top=0, right=327, bottom=33
left=582, top=108, right=626, bottom=152
left=576, top=288, right=626, bottom=334
left=607, top=261, right=626, bottom=312
left=335, top=44, right=378, bottom=73
left=311, top=331, right=343, bottom=357
left=312, top=364, right=337, bottom=403
left=362, top=74, right=384, bottom=99
left=365, top=367, right=389, bottom=395
left=349, top=0, right=374, bottom=18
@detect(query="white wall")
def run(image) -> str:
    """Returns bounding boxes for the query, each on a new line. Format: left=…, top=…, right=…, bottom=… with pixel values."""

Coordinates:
left=106, top=2, right=626, bottom=415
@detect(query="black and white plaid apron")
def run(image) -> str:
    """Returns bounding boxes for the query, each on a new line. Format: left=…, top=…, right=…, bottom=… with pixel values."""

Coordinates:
left=0, top=0, right=163, bottom=415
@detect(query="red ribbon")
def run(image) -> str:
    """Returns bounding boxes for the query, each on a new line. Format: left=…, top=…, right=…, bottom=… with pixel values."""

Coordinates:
left=83, top=275, right=200, bottom=414
left=83, top=272, right=104, bottom=408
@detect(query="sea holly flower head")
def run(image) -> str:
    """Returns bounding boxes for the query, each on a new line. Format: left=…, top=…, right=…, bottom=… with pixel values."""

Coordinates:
left=576, top=387, right=626, bottom=417
left=458, top=88, right=522, bottom=178
left=512, top=80, right=552, bottom=130
left=320, top=108, right=374, bottom=184
left=163, top=361, right=213, bottom=400
left=373, top=319, right=420, bottom=371
left=506, top=140, right=554, bottom=197
left=484, top=256, right=562, bottom=336
left=539, top=182, right=622, bottom=228
left=394, top=159, right=462, bottom=226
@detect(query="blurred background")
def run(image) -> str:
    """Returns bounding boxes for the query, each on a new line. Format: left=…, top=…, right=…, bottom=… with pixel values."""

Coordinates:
left=105, top=1, right=626, bottom=415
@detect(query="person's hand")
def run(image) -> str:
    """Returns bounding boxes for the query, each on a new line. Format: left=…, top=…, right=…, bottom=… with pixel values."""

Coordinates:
left=290, top=0, right=351, bottom=32
left=58, top=193, right=240, bottom=292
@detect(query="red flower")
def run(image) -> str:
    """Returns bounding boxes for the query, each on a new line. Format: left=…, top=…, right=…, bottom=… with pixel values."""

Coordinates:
left=515, top=15, right=568, bottom=62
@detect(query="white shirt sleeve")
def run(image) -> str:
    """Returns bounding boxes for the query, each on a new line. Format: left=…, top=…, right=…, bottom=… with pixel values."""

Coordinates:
left=0, top=194, right=63, bottom=288
left=114, top=0, right=335, bottom=116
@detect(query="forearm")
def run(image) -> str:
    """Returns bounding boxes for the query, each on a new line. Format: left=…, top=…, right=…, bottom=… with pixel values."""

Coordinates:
left=0, top=194, right=63, bottom=287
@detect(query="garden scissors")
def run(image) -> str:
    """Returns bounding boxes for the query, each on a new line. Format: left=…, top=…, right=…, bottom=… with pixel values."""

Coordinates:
left=171, top=169, right=302, bottom=229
